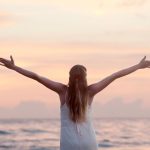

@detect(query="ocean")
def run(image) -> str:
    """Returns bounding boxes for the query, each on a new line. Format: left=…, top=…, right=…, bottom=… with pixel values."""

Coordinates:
left=0, top=118, right=150, bottom=150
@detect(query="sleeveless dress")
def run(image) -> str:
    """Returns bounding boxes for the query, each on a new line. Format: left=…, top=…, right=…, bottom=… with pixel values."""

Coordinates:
left=60, top=89, right=98, bottom=150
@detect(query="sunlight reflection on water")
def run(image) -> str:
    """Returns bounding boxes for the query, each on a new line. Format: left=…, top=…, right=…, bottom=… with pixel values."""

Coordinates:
left=0, top=118, right=150, bottom=150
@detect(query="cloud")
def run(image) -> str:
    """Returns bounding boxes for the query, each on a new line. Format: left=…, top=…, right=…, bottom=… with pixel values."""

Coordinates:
left=97, top=0, right=148, bottom=9
left=0, top=99, right=150, bottom=119
left=0, top=100, right=60, bottom=119
left=0, top=11, right=18, bottom=27
left=93, top=98, right=150, bottom=118
left=117, top=0, right=147, bottom=8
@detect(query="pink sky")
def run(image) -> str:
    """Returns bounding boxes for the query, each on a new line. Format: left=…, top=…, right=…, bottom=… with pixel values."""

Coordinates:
left=0, top=0, right=150, bottom=115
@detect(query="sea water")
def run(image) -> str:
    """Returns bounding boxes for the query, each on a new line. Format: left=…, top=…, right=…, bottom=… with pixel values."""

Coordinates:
left=0, top=118, right=150, bottom=150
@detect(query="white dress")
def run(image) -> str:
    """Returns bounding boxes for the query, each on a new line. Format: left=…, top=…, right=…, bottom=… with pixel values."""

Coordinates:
left=60, top=89, right=98, bottom=150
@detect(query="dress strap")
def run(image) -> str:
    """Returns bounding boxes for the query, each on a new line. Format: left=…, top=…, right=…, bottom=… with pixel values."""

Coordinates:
left=64, top=88, right=68, bottom=104
left=60, top=88, right=68, bottom=107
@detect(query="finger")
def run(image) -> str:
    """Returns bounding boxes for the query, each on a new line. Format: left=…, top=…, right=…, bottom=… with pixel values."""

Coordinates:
left=10, top=55, right=14, bottom=64
left=0, top=59, right=8, bottom=63
left=0, top=59, right=5, bottom=63
left=0, top=58, right=8, bottom=60
left=143, top=56, right=146, bottom=61
left=0, top=58, right=4, bottom=61
left=0, top=63, right=5, bottom=66
left=0, top=58, right=8, bottom=62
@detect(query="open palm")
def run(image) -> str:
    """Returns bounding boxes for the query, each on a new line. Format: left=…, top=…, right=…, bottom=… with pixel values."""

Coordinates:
left=0, top=55, right=15, bottom=69
left=138, top=56, right=150, bottom=69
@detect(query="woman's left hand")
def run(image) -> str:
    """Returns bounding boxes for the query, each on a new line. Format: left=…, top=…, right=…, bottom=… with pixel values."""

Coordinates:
left=138, top=56, right=150, bottom=69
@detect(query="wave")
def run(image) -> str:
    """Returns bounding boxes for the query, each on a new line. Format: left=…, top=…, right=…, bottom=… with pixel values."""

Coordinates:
left=98, top=143, right=114, bottom=148
left=30, top=146, right=59, bottom=150
left=21, top=129, right=48, bottom=134
left=98, top=139, right=115, bottom=148
left=120, top=136, right=131, bottom=139
left=0, top=130, right=12, bottom=135
left=0, top=145, right=15, bottom=149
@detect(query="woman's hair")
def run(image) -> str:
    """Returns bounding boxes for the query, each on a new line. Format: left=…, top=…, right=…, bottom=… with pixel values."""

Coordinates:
left=67, top=64, right=88, bottom=123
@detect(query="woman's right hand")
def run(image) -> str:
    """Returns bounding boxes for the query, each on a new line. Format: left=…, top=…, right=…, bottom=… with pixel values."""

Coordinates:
left=0, top=55, right=15, bottom=69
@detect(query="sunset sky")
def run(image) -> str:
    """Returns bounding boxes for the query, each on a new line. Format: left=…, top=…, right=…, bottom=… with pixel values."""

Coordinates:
left=0, top=0, right=150, bottom=118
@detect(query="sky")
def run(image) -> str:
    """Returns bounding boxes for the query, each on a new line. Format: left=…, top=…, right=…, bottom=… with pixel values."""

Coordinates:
left=0, top=0, right=150, bottom=118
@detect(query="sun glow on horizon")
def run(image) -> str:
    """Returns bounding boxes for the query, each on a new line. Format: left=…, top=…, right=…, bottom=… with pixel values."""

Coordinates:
left=0, top=0, right=150, bottom=117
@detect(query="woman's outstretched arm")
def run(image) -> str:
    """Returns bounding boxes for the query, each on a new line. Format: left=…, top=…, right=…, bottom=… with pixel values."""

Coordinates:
left=0, top=55, right=66, bottom=94
left=88, top=56, right=150, bottom=97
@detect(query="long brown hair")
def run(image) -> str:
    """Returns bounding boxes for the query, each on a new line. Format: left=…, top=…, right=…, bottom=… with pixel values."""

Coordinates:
left=66, top=64, right=88, bottom=123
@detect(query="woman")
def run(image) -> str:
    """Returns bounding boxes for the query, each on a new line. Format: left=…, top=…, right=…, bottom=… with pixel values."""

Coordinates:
left=0, top=55, right=150, bottom=150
